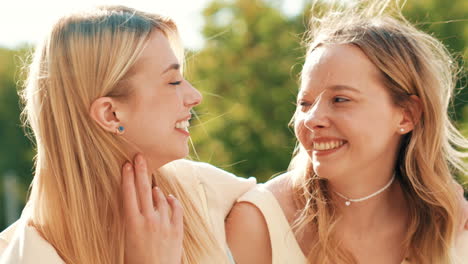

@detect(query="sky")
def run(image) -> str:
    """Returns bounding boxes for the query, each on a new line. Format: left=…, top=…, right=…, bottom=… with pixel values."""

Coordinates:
left=0, top=0, right=306, bottom=50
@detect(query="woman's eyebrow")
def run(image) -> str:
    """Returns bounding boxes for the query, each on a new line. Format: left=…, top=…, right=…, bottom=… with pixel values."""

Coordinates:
left=329, top=85, right=361, bottom=94
left=162, top=63, right=180, bottom=74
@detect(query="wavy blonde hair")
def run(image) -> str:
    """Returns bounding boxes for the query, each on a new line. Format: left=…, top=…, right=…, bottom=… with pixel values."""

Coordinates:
left=289, top=0, right=468, bottom=263
left=21, top=5, right=226, bottom=264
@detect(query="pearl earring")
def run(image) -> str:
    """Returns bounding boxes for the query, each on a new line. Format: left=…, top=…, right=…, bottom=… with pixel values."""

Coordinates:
left=116, top=126, right=125, bottom=134
left=400, top=128, right=404, bottom=132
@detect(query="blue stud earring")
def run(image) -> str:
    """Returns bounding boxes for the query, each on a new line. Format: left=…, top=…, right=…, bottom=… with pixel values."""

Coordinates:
left=117, top=126, right=125, bottom=134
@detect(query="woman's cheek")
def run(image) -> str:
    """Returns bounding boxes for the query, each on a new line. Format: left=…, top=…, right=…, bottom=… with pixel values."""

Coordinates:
left=295, top=120, right=308, bottom=145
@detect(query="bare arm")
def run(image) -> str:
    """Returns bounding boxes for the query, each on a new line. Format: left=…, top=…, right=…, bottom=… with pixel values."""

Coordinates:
left=225, top=202, right=272, bottom=264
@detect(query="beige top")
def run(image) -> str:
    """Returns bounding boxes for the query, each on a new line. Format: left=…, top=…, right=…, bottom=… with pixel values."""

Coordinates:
left=238, top=185, right=468, bottom=264
left=0, top=159, right=256, bottom=264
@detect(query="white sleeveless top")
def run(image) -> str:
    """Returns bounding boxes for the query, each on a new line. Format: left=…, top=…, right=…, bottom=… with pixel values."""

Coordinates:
left=237, top=185, right=468, bottom=264
left=0, top=160, right=256, bottom=263
left=238, top=185, right=307, bottom=264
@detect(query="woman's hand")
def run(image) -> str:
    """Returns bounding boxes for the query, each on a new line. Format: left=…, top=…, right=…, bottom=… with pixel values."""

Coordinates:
left=122, top=154, right=184, bottom=264
left=454, top=182, right=468, bottom=231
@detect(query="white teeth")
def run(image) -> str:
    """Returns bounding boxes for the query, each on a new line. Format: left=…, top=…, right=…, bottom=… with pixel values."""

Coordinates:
left=175, top=120, right=190, bottom=130
left=313, top=140, right=345, bottom=151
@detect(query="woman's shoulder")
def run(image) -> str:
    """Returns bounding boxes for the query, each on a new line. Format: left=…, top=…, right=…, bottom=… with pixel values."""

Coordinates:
left=0, top=222, right=17, bottom=257
left=0, top=220, right=64, bottom=264
left=454, top=229, right=468, bottom=262
left=166, top=159, right=255, bottom=184
left=226, top=196, right=273, bottom=264
left=233, top=171, right=295, bottom=226
left=227, top=172, right=305, bottom=264
left=264, top=171, right=294, bottom=193
left=161, top=159, right=257, bottom=246
left=162, top=159, right=256, bottom=202
left=264, top=172, right=298, bottom=223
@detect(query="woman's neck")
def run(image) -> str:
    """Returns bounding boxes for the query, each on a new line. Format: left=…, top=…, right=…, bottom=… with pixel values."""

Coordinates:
left=334, top=180, right=410, bottom=264
left=336, top=179, right=409, bottom=235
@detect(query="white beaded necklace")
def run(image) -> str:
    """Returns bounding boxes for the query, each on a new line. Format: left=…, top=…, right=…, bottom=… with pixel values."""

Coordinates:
left=334, top=174, right=396, bottom=206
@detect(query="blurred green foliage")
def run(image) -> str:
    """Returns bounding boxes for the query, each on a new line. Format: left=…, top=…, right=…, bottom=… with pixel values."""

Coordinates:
left=0, top=0, right=467, bottom=230
left=0, top=46, right=35, bottom=228
left=186, top=0, right=306, bottom=182
left=188, top=0, right=468, bottom=182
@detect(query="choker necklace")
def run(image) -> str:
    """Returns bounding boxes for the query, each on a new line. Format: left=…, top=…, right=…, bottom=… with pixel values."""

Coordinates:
left=334, top=174, right=396, bottom=206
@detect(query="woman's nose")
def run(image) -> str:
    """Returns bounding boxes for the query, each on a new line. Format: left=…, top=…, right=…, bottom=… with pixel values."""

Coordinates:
left=303, top=101, right=330, bottom=131
left=184, top=81, right=202, bottom=107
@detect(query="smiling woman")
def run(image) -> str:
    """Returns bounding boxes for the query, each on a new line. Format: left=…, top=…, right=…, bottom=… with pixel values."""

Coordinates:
left=296, top=44, right=406, bottom=182
left=90, top=29, right=203, bottom=169
left=0, top=5, right=254, bottom=264
left=226, top=0, right=468, bottom=263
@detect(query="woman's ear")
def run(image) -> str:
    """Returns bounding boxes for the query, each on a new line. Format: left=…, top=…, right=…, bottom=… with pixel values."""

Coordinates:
left=90, top=97, right=122, bottom=133
left=398, top=95, right=422, bottom=134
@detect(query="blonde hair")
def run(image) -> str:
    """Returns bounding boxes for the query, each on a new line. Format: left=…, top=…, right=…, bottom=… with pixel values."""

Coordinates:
left=289, top=0, right=468, bottom=263
left=22, top=5, right=226, bottom=264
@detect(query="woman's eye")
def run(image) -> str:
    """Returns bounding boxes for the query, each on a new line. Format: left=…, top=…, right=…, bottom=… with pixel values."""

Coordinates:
left=169, top=81, right=182, bottom=86
left=298, top=101, right=312, bottom=109
left=333, top=97, right=349, bottom=103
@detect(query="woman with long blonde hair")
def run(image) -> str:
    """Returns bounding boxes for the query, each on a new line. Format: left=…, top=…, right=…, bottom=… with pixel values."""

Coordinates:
left=0, top=5, right=254, bottom=264
left=227, top=0, right=468, bottom=263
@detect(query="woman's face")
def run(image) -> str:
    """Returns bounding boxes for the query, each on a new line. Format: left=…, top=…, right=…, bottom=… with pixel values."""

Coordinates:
left=295, top=44, right=404, bottom=180
left=120, top=30, right=202, bottom=169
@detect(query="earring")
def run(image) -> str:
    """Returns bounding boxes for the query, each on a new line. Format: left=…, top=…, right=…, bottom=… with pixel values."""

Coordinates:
left=116, top=125, right=125, bottom=134
left=399, top=128, right=405, bottom=133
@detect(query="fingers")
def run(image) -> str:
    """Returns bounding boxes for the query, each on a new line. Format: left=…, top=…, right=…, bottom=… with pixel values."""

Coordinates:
left=154, top=187, right=169, bottom=221
left=454, top=181, right=464, bottom=196
left=122, top=162, right=140, bottom=220
left=168, top=195, right=184, bottom=244
left=453, top=180, right=468, bottom=230
left=122, top=154, right=184, bottom=236
left=154, top=188, right=184, bottom=235
left=460, top=187, right=468, bottom=230
left=168, top=195, right=183, bottom=230
left=134, top=154, right=154, bottom=215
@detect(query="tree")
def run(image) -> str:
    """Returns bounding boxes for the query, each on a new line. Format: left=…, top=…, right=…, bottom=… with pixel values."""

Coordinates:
left=0, top=46, right=34, bottom=229
left=188, top=0, right=468, bottom=183
left=187, top=0, right=307, bottom=182
left=0, top=0, right=466, bottom=230
left=403, top=0, right=468, bottom=124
